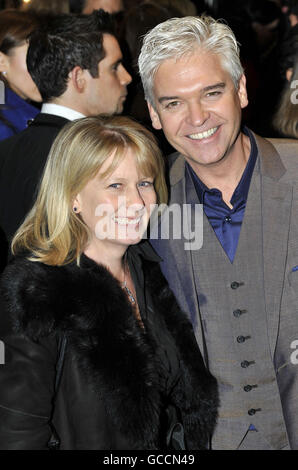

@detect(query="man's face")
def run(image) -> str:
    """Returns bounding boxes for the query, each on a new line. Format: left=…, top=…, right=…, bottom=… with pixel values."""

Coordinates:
left=84, top=34, right=131, bottom=116
left=148, top=50, right=248, bottom=172
left=82, top=0, right=124, bottom=14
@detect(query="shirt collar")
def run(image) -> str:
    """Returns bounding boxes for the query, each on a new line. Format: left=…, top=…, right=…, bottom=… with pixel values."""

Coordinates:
left=41, top=103, right=86, bottom=121
left=186, top=126, right=258, bottom=204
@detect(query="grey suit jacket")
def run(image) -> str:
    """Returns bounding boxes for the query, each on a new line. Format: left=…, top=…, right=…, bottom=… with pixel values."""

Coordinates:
left=150, top=132, right=298, bottom=449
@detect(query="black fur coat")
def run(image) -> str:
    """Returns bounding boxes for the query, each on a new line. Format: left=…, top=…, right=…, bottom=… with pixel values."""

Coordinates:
left=0, top=242, right=218, bottom=450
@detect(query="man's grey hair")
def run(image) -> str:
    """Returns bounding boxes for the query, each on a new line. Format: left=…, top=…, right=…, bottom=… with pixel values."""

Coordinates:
left=138, top=15, right=244, bottom=107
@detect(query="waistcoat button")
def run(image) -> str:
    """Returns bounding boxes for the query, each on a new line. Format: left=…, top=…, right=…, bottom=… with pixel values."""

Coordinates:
left=241, top=360, right=255, bottom=368
left=231, top=281, right=239, bottom=289
left=233, top=309, right=242, bottom=317
left=244, top=384, right=258, bottom=392
left=233, top=309, right=247, bottom=317
left=237, top=335, right=251, bottom=343
left=231, top=281, right=244, bottom=289
left=248, top=408, right=261, bottom=416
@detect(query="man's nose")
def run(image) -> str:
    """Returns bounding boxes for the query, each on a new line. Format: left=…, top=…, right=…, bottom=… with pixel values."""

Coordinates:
left=119, top=64, right=132, bottom=85
left=186, top=101, right=209, bottom=127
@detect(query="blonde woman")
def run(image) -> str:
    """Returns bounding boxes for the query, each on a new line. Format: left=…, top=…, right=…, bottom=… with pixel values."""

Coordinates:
left=0, top=116, right=217, bottom=450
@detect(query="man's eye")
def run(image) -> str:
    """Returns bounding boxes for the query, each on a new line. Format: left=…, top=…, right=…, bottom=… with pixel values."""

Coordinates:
left=112, top=62, right=121, bottom=72
left=165, top=101, right=180, bottom=109
left=206, top=91, right=222, bottom=98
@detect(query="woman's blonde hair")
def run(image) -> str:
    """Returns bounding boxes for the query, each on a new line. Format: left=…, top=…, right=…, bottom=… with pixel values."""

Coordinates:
left=273, top=61, right=298, bottom=139
left=12, top=115, right=167, bottom=266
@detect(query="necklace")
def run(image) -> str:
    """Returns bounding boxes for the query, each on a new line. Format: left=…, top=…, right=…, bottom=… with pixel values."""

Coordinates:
left=122, top=255, right=136, bottom=304
left=121, top=254, right=144, bottom=329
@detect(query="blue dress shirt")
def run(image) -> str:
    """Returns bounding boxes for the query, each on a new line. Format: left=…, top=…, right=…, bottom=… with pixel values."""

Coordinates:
left=187, top=127, right=257, bottom=263
left=0, top=86, right=39, bottom=141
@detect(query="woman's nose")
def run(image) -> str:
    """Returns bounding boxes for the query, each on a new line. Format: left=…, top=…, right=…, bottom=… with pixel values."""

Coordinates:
left=131, top=186, right=145, bottom=204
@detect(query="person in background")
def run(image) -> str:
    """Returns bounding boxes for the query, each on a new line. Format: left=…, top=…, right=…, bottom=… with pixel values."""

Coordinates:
left=243, top=0, right=286, bottom=136
left=21, top=0, right=70, bottom=14
left=69, top=0, right=125, bottom=35
left=0, top=10, right=132, bottom=272
left=151, top=0, right=197, bottom=16
left=69, top=0, right=123, bottom=14
left=282, top=0, right=298, bottom=26
left=273, top=24, right=298, bottom=137
left=0, top=9, right=42, bottom=141
left=273, top=60, right=298, bottom=138
left=138, top=14, right=298, bottom=450
left=0, top=115, right=218, bottom=450
left=121, top=1, right=179, bottom=155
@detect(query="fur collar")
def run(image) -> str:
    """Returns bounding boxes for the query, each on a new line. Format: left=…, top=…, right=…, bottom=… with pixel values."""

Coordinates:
left=0, top=246, right=218, bottom=449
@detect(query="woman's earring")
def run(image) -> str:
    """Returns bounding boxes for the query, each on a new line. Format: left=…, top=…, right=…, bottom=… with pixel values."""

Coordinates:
left=73, top=207, right=78, bottom=212
left=2, top=71, right=7, bottom=76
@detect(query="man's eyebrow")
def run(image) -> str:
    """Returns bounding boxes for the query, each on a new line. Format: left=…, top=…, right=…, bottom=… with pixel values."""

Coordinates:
left=158, top=95, right=179, bottom=104
left=202, top=82, right=226, bottom=92
left=158, top=82, right=226, bottom=104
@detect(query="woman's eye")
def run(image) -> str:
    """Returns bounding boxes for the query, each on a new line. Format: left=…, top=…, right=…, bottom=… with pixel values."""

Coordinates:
left=138, top=181, right=154, bottom=187
left=109, top=183, right=121, bottom=189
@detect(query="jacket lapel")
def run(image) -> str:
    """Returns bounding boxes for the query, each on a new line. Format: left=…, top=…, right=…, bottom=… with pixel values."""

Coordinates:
left=167, top=156, right=207, bottom=364
left=254, top=134, right=293, bottom=355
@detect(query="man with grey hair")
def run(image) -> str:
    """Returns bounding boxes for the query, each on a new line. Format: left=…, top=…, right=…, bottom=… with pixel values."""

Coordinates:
left=138, top=15, right=298, bottom=450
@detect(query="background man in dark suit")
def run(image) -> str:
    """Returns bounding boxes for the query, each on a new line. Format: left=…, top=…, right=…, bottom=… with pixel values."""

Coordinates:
left=0, top=10, right=131, bottom=270
left=139, top=15, right=298, bottom=449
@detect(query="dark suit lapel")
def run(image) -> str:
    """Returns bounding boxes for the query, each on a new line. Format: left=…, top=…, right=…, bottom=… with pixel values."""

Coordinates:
left=254, top=134, right=293, bottom=356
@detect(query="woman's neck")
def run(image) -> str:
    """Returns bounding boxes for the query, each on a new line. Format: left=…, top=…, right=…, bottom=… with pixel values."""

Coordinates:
left=84, top=239, right=127, bottom=282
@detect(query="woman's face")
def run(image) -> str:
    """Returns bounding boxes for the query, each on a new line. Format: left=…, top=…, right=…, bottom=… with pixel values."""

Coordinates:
left=74, top=147, right=157, bottom=252
left=1, top=42, right=42, bottom=102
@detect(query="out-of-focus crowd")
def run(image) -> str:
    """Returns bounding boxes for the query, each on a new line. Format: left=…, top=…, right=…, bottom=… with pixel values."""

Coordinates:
left=1, top=0, right=298, bottom=142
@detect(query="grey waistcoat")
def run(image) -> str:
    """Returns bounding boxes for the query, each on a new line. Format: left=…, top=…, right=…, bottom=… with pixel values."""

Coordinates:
left=185, top=162, right=289, bottom=449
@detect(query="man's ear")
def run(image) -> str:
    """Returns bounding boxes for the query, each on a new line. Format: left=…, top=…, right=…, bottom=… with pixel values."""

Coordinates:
left=69, top=66, right=86, bottom=93
left=238, top=74, right=249, bottom=109
left=147, top=101, right=162, bottom=130
left=0, top=52, right=9, bottom=73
